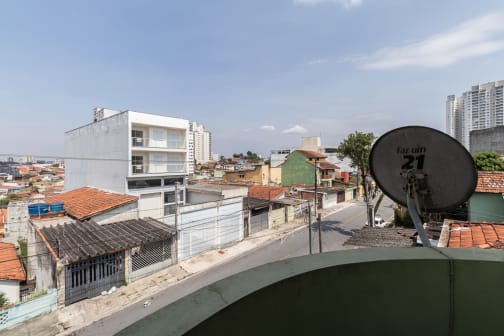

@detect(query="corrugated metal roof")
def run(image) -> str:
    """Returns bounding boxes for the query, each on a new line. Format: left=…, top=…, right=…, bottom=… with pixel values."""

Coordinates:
left=40, top=218, right=175, bottom=263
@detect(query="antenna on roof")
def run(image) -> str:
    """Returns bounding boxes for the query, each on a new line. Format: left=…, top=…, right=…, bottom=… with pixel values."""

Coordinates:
left=369, top=126, right=477, bottom=247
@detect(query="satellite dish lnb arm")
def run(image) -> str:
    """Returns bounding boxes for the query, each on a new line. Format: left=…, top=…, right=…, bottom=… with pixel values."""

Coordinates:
left=406, top=174, right=431, bottom=247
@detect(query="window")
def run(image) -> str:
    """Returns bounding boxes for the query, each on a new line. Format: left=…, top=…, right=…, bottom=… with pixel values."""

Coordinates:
left=132, top=155, right=144, bottom=173
left=164, top=190, right=184, bottom=203
left=131, top=130, right=144, bottom=146
left=164, top=190, right=184, bottom=215
left=164, top=177, right=184, bottom=186
left=128, top=179, right=162, bottom=189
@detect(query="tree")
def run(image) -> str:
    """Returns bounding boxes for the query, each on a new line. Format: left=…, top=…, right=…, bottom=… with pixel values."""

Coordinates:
left=473, top=151, right=504, bottom=171
left=336, top=131, right=375, bottom=181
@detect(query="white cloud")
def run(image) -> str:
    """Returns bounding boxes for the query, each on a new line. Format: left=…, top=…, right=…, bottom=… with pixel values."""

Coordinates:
left=282, top=125, right=308, bottom=134
left=357, top=12, right=504, bottom=70
left=294, top=0, right=362, bottom=9
left=307, top=58, right=328, bottom=65
left=260, top=125, right=276, bottom=131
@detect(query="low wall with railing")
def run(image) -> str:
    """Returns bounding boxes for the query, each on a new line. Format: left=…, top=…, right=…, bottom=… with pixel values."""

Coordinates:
left=0, top=288, right=57, bottom=330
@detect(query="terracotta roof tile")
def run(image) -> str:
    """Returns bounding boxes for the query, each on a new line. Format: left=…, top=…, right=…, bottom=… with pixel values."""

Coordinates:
left=44, top=187, right=137, bottom=220
left=475, top=171, right=504, bottom=193
left=248, top=186, right=288, bottom=201
left=297, top=150, right=327, bottom=159
left=447, top=220, right=504, bottom=249
left=0, top=242, right=26, bottom=281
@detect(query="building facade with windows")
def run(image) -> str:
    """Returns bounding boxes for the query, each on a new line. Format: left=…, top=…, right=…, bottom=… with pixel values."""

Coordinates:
left=65, top=108, right=189, bottom=221
left=189, top=122, right=212, bottom=164
left=447, top=80, right=504, bottom=149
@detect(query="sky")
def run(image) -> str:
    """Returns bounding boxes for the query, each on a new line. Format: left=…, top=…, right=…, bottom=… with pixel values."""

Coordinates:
left=2, top=0, right=504, bottom=158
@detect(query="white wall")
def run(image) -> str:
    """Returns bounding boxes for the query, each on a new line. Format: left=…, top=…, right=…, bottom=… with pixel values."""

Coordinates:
left=0, top=280, right=20, bottom=304
left=5, top=201, right=29, bottom=242
left=91, top=202, right=138, bottom=224
left=65, top=112, right=129, bottom=193
left=178, top=197, right=243, bottom=260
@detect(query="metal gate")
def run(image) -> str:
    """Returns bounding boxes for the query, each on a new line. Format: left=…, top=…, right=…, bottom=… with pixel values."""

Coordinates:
left=250, top=212, right=269, bottom=234
left=129, top=239, right=173, bottom=283
left=65, top=251, right=125, bottom=305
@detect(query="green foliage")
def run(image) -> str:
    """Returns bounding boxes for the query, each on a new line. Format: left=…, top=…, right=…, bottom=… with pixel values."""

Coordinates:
left=393, top=205, right=429, bottom=228
left=18, top=240, right=27, bottom=258
left=336, top=131, right=375, bottom=177
left=473, top=151, right=504, bottom=171
left=0, top=292, right=9, bottom=307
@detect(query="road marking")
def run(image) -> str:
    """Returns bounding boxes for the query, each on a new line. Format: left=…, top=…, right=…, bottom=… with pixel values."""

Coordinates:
left=338, top=208, right=367, bottom=226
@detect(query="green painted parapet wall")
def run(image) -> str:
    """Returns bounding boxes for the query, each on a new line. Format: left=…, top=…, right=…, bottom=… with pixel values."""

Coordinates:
left=469, top=193, right=504, bottom=222
left=118, top=248, right=504, bottom=336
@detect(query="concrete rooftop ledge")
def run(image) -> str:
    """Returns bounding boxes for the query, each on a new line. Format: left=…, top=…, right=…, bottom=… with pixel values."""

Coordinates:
left=117, top=247, right=504, bottom=336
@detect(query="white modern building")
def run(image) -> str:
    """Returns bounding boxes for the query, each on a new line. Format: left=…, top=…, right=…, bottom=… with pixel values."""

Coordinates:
left=65, top=108, right=190, bottom=221
left=190, top=122, right=212, bottom=164
left=447, top=80, right=504, bottom=149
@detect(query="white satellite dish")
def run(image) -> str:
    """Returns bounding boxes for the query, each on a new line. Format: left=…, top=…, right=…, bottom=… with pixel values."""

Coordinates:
left=369, top=126, right=477, bottom=246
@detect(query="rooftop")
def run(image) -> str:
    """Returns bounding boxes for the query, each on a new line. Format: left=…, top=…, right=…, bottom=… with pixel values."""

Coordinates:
left=475, top=171, right=504, bottom=193
left=39, top=218, right=176, bottom=263
left=248, top=186, right=287, bottom=201
left=0, top=242, right=26, bottom=281
left=344, top=228, right=417, bottom=247
left=440, top=220, right=504, bottom=249
left=44, top=187, right=137, bottom=220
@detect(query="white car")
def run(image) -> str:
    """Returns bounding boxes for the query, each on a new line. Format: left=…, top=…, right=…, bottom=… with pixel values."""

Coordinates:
left=365, top=214, right=388, bottom=228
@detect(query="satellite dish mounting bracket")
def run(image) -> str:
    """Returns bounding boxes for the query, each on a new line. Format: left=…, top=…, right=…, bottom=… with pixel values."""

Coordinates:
left=403, top=170, right=431, bottom=247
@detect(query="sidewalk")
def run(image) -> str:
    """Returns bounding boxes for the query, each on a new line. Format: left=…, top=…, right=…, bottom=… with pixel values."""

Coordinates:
left=1, top=201, right=356, bottom=336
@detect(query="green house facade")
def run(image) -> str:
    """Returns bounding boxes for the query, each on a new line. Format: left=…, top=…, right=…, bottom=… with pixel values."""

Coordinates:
left=281, top=150, right=338, bottom=187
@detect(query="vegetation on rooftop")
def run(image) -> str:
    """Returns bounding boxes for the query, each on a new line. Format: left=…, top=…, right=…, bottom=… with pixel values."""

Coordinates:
left=473, top=151, right=504, bottom=171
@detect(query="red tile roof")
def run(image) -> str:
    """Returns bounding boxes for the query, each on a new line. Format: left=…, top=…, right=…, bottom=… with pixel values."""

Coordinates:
left=297, top=150, right=327, bottom=159
left=0, top=242, right=26, bottom=281
left=44, top=187, right=137, bottom=220
left=0, top=209, right=5, bottom=238
left=447, top=221, right=504, bottom=249
left=248, top=186, right=288, bottom=201
left=475, top=171, right=504, bottom=193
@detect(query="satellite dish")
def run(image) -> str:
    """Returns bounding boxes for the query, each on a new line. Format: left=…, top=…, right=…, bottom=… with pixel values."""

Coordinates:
left=370, top=126, right=477, bottom=212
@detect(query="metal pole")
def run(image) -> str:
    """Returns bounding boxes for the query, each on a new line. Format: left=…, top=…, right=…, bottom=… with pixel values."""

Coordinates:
left=406, top=183, right=432, bottom=247
left=364, top=176, right=374, bottom=228
left=308, top=200, right=312, bottom=255
left=317, top=213, right=322, bottom=253
left=314, top=161, right=318, bottom=218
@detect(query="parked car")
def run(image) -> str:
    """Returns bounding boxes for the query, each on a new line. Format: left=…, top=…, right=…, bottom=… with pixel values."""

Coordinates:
left=365, top=214, right=388, bottom=228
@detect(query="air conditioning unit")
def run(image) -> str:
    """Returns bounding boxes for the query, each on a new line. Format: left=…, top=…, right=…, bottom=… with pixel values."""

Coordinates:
left=133, top=165, right=143, bottom=173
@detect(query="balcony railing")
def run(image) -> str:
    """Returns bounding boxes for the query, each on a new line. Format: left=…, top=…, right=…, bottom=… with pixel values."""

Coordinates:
left=131, top=137, right=186, bottom=150
left=131, top=163, right=186, bottom=174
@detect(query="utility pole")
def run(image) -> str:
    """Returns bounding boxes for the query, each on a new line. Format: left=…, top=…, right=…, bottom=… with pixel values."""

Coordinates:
left=308, top=200, right=312, bottom=255
left=363, top=176, right=374, bottom=228
left=174, top=182, right=180, bottom=263
left=317, top=213, right=322, bottom=253
left=314, top=159, right=322, bottom=253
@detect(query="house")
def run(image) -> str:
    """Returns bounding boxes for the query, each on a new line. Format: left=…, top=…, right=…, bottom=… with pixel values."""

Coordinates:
left=177, top=184, right=247, bottom=260
left=64, top=108, right=190, bottom=223
left=468, top=171, right=504, bottom=222
left=438, top=220, right=504, bottom=249
left=43, top=187, right=138, bottom=224
left=0, top=242, right=26, bottom=305
left=281, top=150, right=339, bottom=187
left=32, top=218, right=176, bottom=306
left=223, top=165, right=270, bottom=185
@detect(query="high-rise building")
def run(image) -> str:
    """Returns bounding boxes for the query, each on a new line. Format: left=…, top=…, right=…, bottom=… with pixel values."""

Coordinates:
left=190, top=122, right=212, bottom=164
left=65, top=108, right=189, bottom=220
left=447, top=80, right=504, bottom=149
